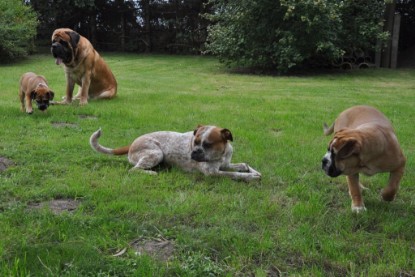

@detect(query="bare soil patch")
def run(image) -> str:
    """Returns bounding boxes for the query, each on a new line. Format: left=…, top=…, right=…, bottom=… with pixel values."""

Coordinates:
left=27, top=199, right=80, bottom=215
left=51, top=122, right=78, bottom=128
left=130, top=238, right=175, bottom=262
left=0, top=156, right=14, bottom=172
left=79, top=114, right=98, bottom=120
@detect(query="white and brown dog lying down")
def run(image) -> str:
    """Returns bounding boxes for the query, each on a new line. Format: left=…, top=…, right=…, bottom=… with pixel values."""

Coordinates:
left=322, top=105, right=406, bottom=213
left=90, top=125, right=261, bottom=181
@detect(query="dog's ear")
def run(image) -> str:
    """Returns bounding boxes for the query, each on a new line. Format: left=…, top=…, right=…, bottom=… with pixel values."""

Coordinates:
left=221, top=128, right=233, bottom=142
left=30, top=91, right=36, bottom=100
left=48, top=91, right=55, bottom=100
left=66, top=31, right=80, bottom=49
left=193, top=125, right=203, bottom=135
left=335, top=138, right=360, bottom=159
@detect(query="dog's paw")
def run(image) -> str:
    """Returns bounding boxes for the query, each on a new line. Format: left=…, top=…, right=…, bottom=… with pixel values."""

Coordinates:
left=55, top=99, right=71, bottom=105
left=247, top=165, right=261, bottom=176
left=129, top=168, right=158, bottom=175
left=243, top=171, right=262, bottom=182
left=351, top=205, right=367, bottom=213
left=381, top=188, right=397, bottom=202
left=79, top=98, right=88, bottom=106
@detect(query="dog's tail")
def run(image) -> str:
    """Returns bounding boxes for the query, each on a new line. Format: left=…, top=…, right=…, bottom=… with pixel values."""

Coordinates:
left=90, top=128, right=130, bottom=155
left=323, top=122, right=334, bottom=136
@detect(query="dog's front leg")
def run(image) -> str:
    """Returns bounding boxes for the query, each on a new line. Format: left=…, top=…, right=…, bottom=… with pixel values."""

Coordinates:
left=222, top=163, right=262, bottom=176
left=216, top=170, right=261, bottom=182
left=381, top=166, right=405, bottom=201
left=199, top=164, right=261, bottom=182
left=221, top=163, right=250, bottom=172
left=79, top=73, right=91, bottom=105
left=57, top=76, right=75, bottom=104
left=24, top=94, right=33, bottom=114
left=347, top=174, right=366, bottom=213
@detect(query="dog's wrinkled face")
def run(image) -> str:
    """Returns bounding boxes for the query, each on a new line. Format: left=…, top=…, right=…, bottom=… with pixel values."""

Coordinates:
left=191, top=125, right=233, bottom=162
left=31, top=86, right=54, bottom=111
left=322, top=130, right=362, bottom=177
left=51, top=29, right=80, bottom=65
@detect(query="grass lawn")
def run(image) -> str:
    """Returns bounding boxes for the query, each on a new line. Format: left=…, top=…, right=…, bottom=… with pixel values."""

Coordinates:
left=0, top=53, right=414, bottom=276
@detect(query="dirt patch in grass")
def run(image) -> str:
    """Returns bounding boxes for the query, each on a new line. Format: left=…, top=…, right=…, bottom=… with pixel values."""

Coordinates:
left=0, top=156, right=14, bottom=172
left=27, top=199, right=80, bottom=215
left=79, top=114, right=98, bottom=120
left=130, top=238, right=175, bottom=262
left=271, top=128, right=283, bottom=137
left=51, top=122, right=78, bottom=128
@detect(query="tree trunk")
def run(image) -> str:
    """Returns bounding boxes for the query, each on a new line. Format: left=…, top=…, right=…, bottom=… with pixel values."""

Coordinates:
left=143, top=0, right=151, bottom=53
left=120, top=11, right=125, bottom=51
left=381, top=2, right=396, bottom=68
left=89, top=12, right=97, bottom=47
left=390, top=13, right=401, bottom=69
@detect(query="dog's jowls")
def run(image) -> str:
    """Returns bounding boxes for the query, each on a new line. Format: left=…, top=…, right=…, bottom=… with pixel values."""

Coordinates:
left=90, top=125, right=261, bottom=182
left=322, top=105, right=406, bottom=213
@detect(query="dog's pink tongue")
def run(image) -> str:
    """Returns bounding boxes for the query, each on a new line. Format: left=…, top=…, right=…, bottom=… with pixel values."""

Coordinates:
left=55, top=58, right=62, bottom=65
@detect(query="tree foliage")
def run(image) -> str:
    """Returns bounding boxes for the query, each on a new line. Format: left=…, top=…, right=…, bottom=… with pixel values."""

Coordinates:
left=205, top=0, right=388, bottom=72
left=30, top=0, right=211, bottom=53
left=0, top=0, right=38, bottom=62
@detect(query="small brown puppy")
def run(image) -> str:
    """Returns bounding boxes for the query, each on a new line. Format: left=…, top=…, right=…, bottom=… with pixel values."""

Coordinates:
left=19, top=72, right=55, bottom=114
left=322, top=105, right=406, bottom=212
left=51, top=28, right=117, bottom=105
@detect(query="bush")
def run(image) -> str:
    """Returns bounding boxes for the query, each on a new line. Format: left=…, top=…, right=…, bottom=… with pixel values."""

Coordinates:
left=205, top=0, right=388, bottom=73
left=0, top=0, right=38, bottom=62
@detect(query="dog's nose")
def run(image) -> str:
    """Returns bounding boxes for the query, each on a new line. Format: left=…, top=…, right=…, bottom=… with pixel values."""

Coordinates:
left=191, top=149, right=204, bottom=161
left=38, top=105, right=48, bottom=111
left=322, top=157, right=328, bottom=168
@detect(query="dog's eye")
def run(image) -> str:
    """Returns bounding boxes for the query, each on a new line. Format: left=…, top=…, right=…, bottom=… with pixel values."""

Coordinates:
left=60, top=40, right=68, bottom=46
left=203, top=142, right=212, bottom=149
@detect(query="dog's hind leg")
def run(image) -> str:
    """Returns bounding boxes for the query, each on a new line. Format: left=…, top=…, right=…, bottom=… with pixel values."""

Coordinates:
left=95, top=88, right=117, bottom=99
left=129, top=149, right=163, bottom=175
left=19, top=90, right=25, bottom=112
left=381, top=166, right=405, bottom=201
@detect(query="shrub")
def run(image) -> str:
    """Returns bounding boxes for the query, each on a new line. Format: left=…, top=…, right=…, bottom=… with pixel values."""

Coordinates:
left=0, top=0, right=38, bottom=62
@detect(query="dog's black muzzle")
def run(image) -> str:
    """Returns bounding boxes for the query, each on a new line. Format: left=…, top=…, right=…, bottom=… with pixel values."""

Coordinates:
left=36, top=101, right=49, bottom=111
left=51, top=42, right=63, bottom=58
left=321, top=156, right=342, bottom=177
left=191, top=149, right=207, bottom=162
left=51, top=42, right=72, bottom=63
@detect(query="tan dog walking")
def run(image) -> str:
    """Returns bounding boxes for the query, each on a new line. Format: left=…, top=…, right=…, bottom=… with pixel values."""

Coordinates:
left=322, top=105, right=406, bottom=212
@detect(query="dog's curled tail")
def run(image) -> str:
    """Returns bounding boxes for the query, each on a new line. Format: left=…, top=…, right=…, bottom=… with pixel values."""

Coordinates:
left=90, top=128, right=130, bottom=155
left=323, top=122, right=334, bottom=136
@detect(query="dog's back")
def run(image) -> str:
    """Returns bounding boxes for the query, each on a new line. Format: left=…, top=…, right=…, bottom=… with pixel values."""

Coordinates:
left=324, top=105, right=393, bottom=135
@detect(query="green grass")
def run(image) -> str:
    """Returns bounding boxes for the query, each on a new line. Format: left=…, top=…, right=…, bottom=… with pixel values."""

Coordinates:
left=0, top=53, right=414, bottom=276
